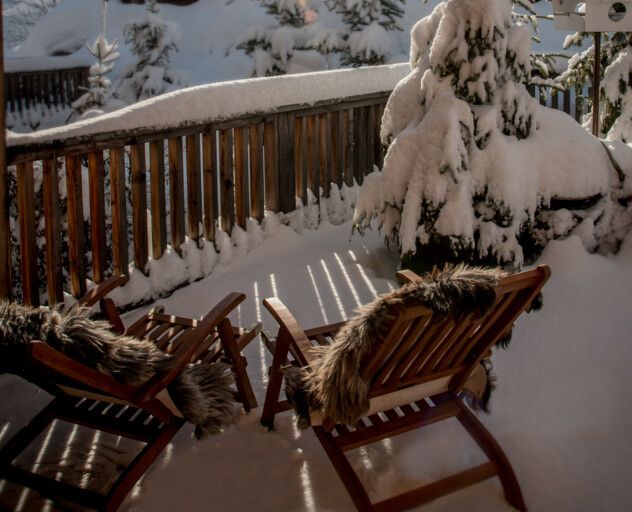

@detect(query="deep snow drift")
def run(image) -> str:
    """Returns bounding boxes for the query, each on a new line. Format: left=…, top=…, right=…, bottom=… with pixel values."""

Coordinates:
left=0, top=220, right=631, bottom=511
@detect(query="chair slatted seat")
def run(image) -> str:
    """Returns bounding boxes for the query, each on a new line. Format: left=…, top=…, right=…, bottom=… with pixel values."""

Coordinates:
left=260, top=265, right=550, bottom=511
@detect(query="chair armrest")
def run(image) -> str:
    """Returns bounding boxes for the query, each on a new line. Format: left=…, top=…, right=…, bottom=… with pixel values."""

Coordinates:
left=28, top=341, right=136, bottom=401
left=135, top=292, right=247, bottom=401
left=395, top=269, right=422, bottom=285
left=263, top=297, right=316, bottom=366
left=75, top=275, right=129, bottom=309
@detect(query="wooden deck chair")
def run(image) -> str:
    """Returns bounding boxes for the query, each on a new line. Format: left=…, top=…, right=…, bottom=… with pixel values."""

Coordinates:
left=0, top=275, right=259, bottom=511
left=260, top=265, right=550, bottom=511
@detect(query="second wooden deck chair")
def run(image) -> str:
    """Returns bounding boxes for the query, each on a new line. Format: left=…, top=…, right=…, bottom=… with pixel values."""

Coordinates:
left=260, top=265, right=550, bottom=511
left=0, top=275, right=259, bottom=511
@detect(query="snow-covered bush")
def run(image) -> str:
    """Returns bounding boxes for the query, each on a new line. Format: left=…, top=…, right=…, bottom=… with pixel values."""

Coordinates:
left=71, top=34, right=120, bottom=120
left=237, top=0, right=333, bottom=76
left=560, top=32, right=632, bottom=141
left=353, top=0, right=632, bottom=270
left=328, top=0, right=405, bottom=66
left=117, top=0, right=184, bottom=102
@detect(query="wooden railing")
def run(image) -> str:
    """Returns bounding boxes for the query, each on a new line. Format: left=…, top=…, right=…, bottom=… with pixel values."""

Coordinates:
left=0, top=65, right=582, bottom=307
left=4, top=66, right=90, bottom=112
left=2, top=90, right=387, bottom=306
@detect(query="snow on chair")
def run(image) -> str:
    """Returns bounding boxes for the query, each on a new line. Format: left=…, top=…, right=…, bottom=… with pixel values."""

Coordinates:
left=260, top=265, right=550, bottom=511
left=0, top=275, right=259, bottom=511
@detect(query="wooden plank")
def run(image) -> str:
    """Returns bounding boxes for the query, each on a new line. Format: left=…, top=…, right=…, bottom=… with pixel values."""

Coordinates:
left=168, top=137, right=185, bottom=254
left=202, top=131, right=217, bottom=242
left=563, top=89, right=571, bottom=116
left=65, top=154, right=86, bottom=297
left=42, top=159, right=63, bottom=304
left=130, top=143, right=148, bottom=272
left=333, top=110, right=343, bottom=188
left=294, top=116, right=303, bottom=200
left=354, top=107, right=367, bottom=185
left=16, top=161, right=38, bottom=305
left=186, top=134, right=202, bottom=242
left=220, top=128, right=235, bottom=232
left=87, top=151, right=106, bottom=283
left=264, top=118, right=279, bottom=212
left=551, top=88, right=559, bottom=110
left=319, top=113, right=329, bottom=198
left=300, top=117, right=308, bottom=204
left=109, top=147, right=128, bottom=277
left=278, top=112, right=296, bottom=213
left=343, top=109, right=353, bottom=186
left=367, top=105, right=375, bottom=174
left=149, top=140, right=167, bottom=259
left=374, top=102, right=385, bottom=169
left=0, top=24, right=9, bottom=299
left=306, top=115, right=316, bottom=200
left=234, top=126, right=248, bottom=227
left=249, top=123, right=264, bottom=222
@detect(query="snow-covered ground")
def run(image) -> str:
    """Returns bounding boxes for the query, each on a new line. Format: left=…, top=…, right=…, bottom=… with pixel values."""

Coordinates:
left=1, top=219, right=631, bottom=511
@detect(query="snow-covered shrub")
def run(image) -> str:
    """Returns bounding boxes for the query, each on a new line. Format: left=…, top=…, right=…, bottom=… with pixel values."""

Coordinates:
left=328, top=0, right=405, bottom=66
left=353, top=0, right=632, bottom=270
left=71, top=34, right=120, bottom=120
left=117, top=0, right=184, bottom=102
left=237, top=0, right=332, bottom=76
left=560, top=31, right=632, bottom=142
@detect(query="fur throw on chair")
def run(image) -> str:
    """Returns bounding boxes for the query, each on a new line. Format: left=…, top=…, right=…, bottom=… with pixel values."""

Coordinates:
left=284, top=265, right=514, bottom=428
left=0, top=302, right=238, bottom=439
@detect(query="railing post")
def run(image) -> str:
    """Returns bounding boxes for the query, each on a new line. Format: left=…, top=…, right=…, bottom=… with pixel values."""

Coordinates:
left=0, top=1, right=10, bottom=300
left=277, top=112, right=296, bottom=213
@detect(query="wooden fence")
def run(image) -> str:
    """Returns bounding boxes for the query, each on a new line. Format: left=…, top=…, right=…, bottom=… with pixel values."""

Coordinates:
left=4, top=66, right=90, bottom=113
left=0, top=74, right=584, bottom=306
left=1, top=91, right=387, bottom=306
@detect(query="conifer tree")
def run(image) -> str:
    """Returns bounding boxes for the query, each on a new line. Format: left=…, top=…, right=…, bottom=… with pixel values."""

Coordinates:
left=353, top=0, right=632, bottom=270
left=71, top=0, right=119, bottom=119
left=329, top=0, right=405, bottom=66
left=560, top=31, right=632, bottom=141
left=118, top=0, right=181, bottom=102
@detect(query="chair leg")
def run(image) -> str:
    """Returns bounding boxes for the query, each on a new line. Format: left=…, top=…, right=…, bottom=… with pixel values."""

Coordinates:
left=260, top=329, right=291, bottom=429
left=313, top=426, right=374, bottom=511
left=218, top=318, right=258, bottom=411
left=104, top=419, right=183, bottom=512
left=455, top=398, right=526, bottom=511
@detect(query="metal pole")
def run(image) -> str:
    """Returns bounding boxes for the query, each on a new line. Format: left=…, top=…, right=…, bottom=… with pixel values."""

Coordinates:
left=0, top=0, right=11, bottom=300
left=592, top=32, right=601, bottom=137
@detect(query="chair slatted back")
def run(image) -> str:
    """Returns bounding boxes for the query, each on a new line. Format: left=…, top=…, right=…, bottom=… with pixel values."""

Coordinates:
left=364, top=265, right=550, bottom=398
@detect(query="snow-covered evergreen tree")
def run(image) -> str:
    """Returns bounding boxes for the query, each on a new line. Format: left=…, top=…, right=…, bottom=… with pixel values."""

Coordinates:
left=329, top=0, right=405, bottom=66
left=237, top=0, right=335, bottom=76
left=118, top=0, right=182, bottom=102
left=71, top=0, right=119, bottom=120
left=560, top=31, right=632, bottom=141
left=71, top=35, right=119, bottom=119
left=353, top=0, right=632, bottom=270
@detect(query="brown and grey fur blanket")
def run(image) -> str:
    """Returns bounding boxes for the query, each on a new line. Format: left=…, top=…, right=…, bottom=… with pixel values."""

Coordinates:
left=284, top=265, right=517, bottom=428
left=0, top=302, right=238, bottom=439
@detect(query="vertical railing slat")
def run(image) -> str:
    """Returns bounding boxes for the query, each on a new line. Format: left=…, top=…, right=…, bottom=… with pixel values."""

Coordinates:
left=249, top=123, right=265, bottom=222
left=294, top=116, right=303, bottom=201
left=367, top=105, right=375, bottom=175
left=318, top=113, right=328, bottom=198
left=168, top=137, right=185, bottom=254
left=374, top=103, right=385, bottom=170
left=342, top=109, right=352, bottom=187
left=65, top=154, right=86, bottom=297
left=332, top=110, right=343, bottom=189
left=264, top=117, right=279, bottom=212
left=109, top=147, right=129, bottom=277
left=278, top=112, right=296, bottom=213
left=234, top=126, right=248, bottom=227
left=17, top=161, right=38, bottom=306
left=42, top=158, right=63, bottom=305
left=220, top=128, right=235, bottom=232
left=130, top=143, right=148, bottom=272
left=150, top=140, right=167, bottom=259
left=202, top=130, right=217, bottom=242
left=186, top=134, right=202, bottom=243
left=88, top=150, right=106, bottom=283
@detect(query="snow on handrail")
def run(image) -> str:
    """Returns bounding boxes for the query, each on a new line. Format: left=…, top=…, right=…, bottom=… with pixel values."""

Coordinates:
left=7, top=63, right=409, bottom=150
